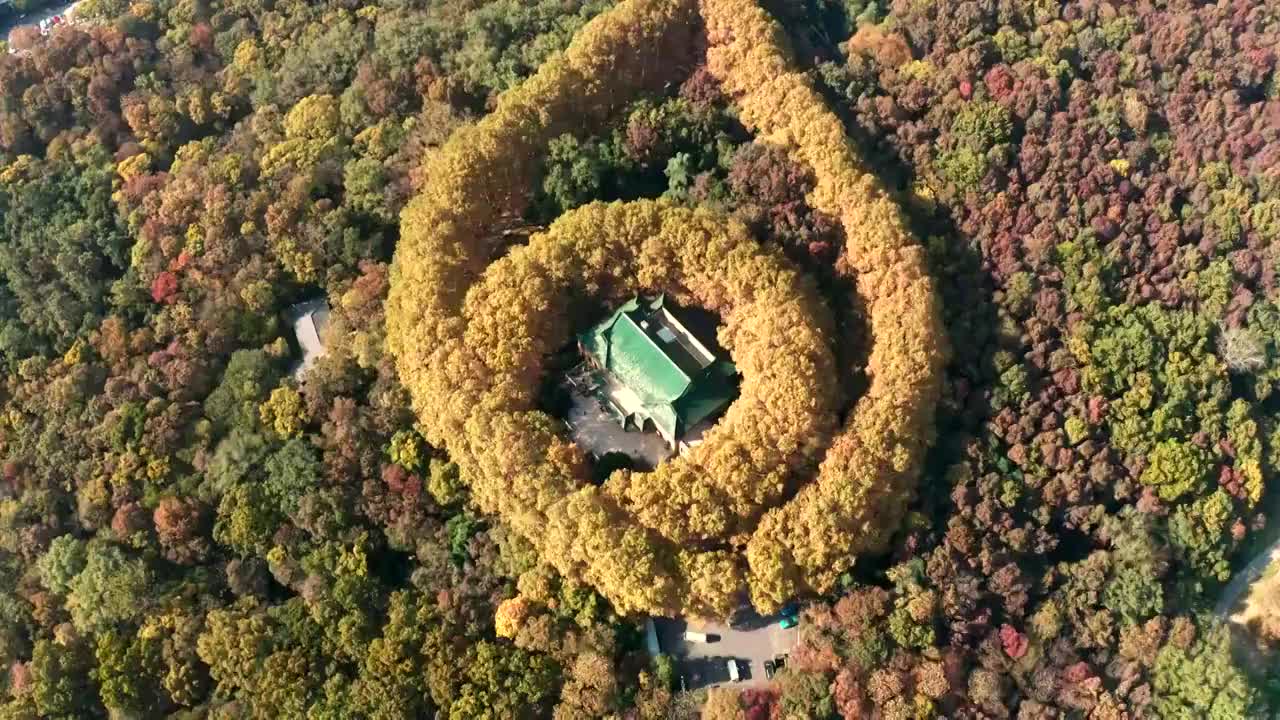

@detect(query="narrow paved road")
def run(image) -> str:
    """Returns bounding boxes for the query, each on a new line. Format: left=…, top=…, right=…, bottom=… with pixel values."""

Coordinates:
left=2, top=1, right=78, bottom=44
left=1216, top=537, right=1280, bottom=619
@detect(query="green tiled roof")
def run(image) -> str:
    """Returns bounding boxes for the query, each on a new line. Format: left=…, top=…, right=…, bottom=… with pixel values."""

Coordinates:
left=580, top=296, right=737, bottom=442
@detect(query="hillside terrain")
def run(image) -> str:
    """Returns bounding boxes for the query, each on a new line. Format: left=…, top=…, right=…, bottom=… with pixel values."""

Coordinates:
left=0, top=0, right=1277, bottom=718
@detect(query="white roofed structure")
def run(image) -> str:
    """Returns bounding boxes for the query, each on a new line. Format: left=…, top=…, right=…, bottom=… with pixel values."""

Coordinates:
left=288, top=298, right=330, bottom=380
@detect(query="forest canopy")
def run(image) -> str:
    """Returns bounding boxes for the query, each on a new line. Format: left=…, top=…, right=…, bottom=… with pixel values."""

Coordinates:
left=0, top=0, right=1277, bottom=717
left=384, top=0, right=946, bottom=618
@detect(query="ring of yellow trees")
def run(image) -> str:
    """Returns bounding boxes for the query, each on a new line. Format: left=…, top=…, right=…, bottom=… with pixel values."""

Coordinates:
left=464, top=200, right=840, bottom=547
left=387, top=0, right=947, bottom=617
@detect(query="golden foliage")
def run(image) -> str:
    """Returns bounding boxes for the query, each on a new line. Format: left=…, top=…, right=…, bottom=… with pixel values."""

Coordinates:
left=259, top=386, right=306, bottom=439
left=701, top=0, right=947, bottom=607
left=494, top=597, right=530, bottom=639
left=386, top=0, right=945, bottom=617
left=465, top=201, right=839, bottom=544
left=702, top=688, right=745, bottom=720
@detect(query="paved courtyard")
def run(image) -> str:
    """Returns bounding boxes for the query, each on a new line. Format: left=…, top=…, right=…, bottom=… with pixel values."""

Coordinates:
left=564, top=385, right=672, bottom=470
left=654, top=610, right=800, bottom=690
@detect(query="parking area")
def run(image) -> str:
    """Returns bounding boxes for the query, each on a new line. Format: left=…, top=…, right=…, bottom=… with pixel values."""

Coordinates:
left=654, top=610, right=800, bottom=690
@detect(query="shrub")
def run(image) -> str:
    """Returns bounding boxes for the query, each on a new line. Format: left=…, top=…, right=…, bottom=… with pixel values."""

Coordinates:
left=1140, top=440, right=1211, bottom=502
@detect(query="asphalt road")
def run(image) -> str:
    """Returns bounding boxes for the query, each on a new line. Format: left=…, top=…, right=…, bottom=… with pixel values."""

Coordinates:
left=655, top=611, right=799, bottom=691
left=1216, top=536, right=1280, bottom=619
left=1, top=1, right=77, bottom=43
left=1216, top=480, right=1280, bottom=624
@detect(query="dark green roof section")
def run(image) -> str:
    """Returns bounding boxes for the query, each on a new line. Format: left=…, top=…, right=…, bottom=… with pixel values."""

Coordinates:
left=603, top=299, right=691, bottom=404
left=579, top=296, right=738, bottom=442
left=673, top=361, right=738, bottom=431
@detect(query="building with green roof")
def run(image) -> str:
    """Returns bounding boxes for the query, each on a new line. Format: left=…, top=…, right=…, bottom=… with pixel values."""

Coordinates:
left=578, top=295, right=738, bottom=450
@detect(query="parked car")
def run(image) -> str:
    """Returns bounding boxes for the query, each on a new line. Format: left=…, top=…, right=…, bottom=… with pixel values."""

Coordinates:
left=779, top=615, right=798, bottom=629
left=683, top=630, right=709, bottom=643
left=726, top=659, right=740, bottom=682
left=763, top=659, right=777, bottom=679
left=774, top=654, right=787, bottom=671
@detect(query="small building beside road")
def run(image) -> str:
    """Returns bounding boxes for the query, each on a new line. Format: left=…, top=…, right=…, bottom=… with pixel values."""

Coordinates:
left=287, top=298, right=330, bottom=380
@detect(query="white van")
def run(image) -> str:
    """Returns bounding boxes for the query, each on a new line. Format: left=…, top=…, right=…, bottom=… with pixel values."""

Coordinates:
left=727, top=659, right=740, bottom=682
